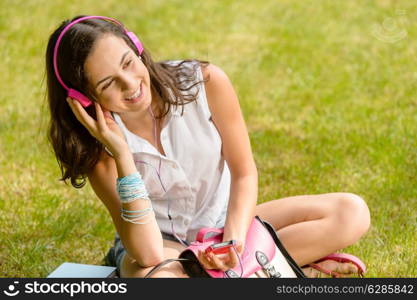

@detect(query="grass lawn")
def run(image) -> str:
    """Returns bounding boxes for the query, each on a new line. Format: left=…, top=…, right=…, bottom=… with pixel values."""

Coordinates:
left=1, top=0, right=416, bottom=277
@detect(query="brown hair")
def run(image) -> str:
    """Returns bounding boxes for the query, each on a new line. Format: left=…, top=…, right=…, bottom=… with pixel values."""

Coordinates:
left=45, top=15, right=209, bottom=188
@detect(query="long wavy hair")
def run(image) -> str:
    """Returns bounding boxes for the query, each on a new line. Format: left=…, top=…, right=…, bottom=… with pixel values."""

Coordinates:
left=45, top=15, right=209, bottom=188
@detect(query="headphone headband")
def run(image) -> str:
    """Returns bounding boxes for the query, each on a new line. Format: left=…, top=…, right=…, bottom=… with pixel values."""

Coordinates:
left=53, top=16, right=144, bottom=107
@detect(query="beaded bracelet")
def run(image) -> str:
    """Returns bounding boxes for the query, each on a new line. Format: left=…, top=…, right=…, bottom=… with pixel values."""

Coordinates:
left=121, top=207, right=154, bottom=225
left=116, top=172, right=150, bottom=203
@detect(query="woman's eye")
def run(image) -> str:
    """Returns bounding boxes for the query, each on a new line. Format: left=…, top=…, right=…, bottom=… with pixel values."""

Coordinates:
left=124, top=60, right=132, bottom=68
left=102, top=80, right=113, bottom=91
left=100, top=59, right=131, bottom=92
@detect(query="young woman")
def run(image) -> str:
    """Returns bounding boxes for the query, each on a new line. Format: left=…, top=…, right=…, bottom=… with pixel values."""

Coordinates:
left=45, top=15, right=371, bottom=278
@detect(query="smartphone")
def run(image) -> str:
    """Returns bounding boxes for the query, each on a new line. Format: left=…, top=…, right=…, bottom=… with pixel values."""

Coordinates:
left=205, top=240, right=236, bottom=255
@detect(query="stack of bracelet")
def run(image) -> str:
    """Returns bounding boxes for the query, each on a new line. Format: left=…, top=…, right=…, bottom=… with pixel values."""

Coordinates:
left=116, top=171, right=154, bottom=225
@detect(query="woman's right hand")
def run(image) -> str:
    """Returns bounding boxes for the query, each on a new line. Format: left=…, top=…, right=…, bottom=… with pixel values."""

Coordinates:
left=66, top=97, right=129, bottom=156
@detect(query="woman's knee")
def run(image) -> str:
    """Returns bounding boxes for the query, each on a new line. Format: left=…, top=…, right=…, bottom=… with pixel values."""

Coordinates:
left=330, top=193, right=371, bottom=244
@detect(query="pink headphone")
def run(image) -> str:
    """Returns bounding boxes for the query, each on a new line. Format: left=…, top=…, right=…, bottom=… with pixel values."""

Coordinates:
left=53, top=16, right=144, bottom=107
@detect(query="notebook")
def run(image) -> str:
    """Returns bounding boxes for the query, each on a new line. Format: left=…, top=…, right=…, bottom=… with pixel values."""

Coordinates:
left=47, top=262, right=117, bottom=278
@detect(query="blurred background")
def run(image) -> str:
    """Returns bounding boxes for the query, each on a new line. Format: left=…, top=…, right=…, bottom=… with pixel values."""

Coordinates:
left=0, top=0, right=416, bottom=277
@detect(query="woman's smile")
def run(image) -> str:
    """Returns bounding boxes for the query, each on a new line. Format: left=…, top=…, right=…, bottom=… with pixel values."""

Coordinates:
left=125, top=81, right=144, bottom=103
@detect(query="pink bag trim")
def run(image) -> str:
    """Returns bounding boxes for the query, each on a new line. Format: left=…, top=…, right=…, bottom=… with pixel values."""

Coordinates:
left=179, top=216, right=304, bottom=278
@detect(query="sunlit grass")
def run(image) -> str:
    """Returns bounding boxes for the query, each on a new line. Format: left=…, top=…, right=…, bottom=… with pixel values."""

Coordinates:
left=1, top=0, right=416, bottom=277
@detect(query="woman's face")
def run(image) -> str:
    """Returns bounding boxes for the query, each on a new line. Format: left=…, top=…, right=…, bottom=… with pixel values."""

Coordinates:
left=84, top=34, right=152, bottom=113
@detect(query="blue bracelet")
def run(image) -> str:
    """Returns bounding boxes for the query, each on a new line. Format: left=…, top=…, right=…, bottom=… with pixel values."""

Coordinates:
left=120, top=207, right=154, bottom=225
left=121, top=207, right=153, bottom=218
left=116, top=172, right=150, bottom=203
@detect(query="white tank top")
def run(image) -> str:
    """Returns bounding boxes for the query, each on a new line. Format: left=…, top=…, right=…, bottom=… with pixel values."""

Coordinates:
left=112, top=60, right=231, bottom=242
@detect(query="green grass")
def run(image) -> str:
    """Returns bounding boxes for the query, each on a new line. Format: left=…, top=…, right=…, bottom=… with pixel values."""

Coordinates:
left=1, top=0, right=416, bottom=277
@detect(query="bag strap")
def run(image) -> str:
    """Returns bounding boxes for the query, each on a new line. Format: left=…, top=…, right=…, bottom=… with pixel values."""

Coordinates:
left=195, top=228, right=223, bottom=243
left=143, top=258, right=190, bottom=278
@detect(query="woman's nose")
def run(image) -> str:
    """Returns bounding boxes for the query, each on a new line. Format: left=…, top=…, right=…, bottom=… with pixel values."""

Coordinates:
left=120, top=73, right=138, bottom=92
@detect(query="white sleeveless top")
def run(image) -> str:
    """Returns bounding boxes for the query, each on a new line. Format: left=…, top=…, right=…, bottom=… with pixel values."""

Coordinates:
left=112, top=60, right=231, bottom=242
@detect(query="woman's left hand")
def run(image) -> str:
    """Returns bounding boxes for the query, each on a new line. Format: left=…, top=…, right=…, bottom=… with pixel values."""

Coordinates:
left=197, top=240, right=244, bottom=271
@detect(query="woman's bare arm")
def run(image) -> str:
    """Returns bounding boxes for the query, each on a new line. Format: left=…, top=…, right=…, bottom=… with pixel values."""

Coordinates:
left=65, top=98, right=164, bottom=267
left=203, top=64, right=258, bottom=251
left=88, top=150, right=164, bottom=267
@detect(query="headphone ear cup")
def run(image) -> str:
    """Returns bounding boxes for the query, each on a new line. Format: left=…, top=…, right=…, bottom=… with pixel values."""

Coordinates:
left=68, top=88, right=93, bottom=108
left=126, top=31, right=143, bottom=55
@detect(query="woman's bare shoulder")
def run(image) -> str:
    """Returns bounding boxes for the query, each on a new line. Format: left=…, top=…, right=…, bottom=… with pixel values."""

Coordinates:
left=200, top=62, right=239, bottom=114
left=201, top=63, right=234, bottom=108
left=201, top=63, right=229, bottom=86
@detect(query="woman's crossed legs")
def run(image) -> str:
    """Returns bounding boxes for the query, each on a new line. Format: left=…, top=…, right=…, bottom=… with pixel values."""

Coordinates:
left=120, top=192, right=370, bottom=278
left=254, top=192, right=370, bottom=277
